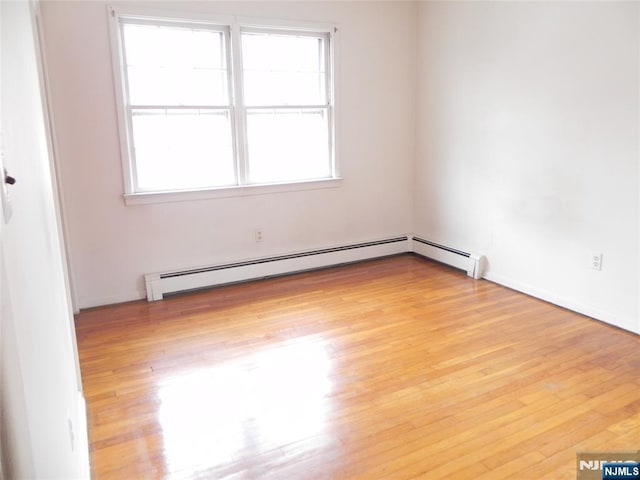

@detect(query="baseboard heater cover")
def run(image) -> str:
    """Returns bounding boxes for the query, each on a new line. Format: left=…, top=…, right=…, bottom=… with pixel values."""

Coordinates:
left=411, top=236, right=485, bottom=279
left=145, top=236, right=409, bottom=301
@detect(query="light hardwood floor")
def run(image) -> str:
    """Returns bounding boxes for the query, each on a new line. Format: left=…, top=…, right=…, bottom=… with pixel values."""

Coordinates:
left=75, top=254, right=640, bottom=479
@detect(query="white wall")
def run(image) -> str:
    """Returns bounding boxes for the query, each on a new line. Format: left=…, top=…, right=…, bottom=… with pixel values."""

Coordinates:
left=0, top=1, right=88, bottom=477
left=40, top=1, right=418, bottom=308
left=41, top=0, right=640, bottom=335
left=415, top=1, right=639, bottom=333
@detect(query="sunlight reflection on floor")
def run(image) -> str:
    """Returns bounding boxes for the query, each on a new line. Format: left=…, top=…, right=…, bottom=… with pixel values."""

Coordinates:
left=158, top=338, right=332, bottom=475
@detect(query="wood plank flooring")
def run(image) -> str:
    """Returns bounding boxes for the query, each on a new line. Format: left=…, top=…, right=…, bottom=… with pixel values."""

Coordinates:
left=75, top=254, right=640, bottom=479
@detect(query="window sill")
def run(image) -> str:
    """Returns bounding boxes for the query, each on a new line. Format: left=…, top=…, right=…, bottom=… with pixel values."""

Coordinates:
left=123, top=178, right=343, bottom=206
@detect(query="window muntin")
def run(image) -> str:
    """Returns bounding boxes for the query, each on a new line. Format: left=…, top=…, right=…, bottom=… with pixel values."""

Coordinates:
left=112, top=10, right=336, bottom=197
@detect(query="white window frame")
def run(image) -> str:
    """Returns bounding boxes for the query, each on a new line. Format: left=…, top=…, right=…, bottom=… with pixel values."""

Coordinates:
left=108, top=6, right=340, bottom=205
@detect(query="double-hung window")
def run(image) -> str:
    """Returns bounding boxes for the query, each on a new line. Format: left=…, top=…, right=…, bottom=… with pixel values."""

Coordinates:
left=110, top=8, right=337, bottom=201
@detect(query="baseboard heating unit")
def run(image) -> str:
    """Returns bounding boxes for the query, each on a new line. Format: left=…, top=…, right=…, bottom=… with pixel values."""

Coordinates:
left=145, top=236, right=409, bottom=301
left=411, top=236, right=485, bottom=280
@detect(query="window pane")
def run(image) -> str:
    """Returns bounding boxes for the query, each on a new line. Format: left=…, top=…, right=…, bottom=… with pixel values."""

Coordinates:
left=127, top=66, right=228, bottom=107
left=246, top=108, right=331, bottom=184
left=123, top=24, right=228, bottom=106
left=242, top=32, right=326, bottom=106
left=131, top=109, right=236, bottom=191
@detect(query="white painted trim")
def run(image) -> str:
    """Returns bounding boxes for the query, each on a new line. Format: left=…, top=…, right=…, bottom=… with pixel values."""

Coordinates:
left=123, top=177, right=342, bottom=205
left=329, top=24, right=340, bottom=179
left=75, top=393, right=90, bottom=479
left=109, top=6, right=237, bottom=194
left=484, top=271, right=639, bottom=335
left=33, top=6, right=79, bottom=312
left=80, top=290, right=145, bottom=310
left=77, top=292, right=145, bottom=311
left=31, top=0, right=84, bottom=375
left=236, top=16, right=336, bottom=34
left=109, top=5, right=234, bottom=27
left=107, top=5, right=135, bottom=195
left=230, top=20, right=247, bottom=185
left=108, top=6, right=339, bottom=199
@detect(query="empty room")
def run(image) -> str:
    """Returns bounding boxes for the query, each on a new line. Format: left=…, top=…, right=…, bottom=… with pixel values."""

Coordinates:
left=1, top=0, right=639, bottom=479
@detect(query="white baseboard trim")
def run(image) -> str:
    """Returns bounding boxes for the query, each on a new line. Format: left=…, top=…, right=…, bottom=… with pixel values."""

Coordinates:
left=484, top=271, right=639, bottom=335
left=77, top=292, right=145, bottom=310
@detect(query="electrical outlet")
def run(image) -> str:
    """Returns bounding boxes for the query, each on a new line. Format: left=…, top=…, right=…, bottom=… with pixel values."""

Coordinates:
left=591, top=252, right=603, bottom=271
left=255, top=227, right=263, bottom=243
left=67, top=411, right=75, bottom=452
